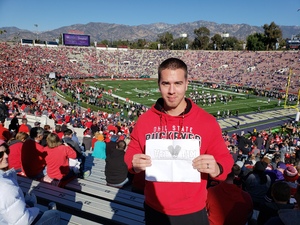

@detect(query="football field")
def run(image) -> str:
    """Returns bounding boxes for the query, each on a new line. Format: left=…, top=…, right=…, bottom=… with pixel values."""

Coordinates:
left=85, top=79, right=282, bottom=116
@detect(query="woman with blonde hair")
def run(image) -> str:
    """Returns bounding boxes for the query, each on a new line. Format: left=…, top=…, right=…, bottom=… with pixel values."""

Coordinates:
left=43, top=133, right=77, bottom=185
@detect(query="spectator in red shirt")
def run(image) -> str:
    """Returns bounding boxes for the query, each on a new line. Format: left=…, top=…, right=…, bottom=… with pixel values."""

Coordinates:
left=21, top=127, right=46, bottom=179
left=43, top=133, right=77, bottom=184
left=18, top=118, right=30, bottom=134
left=0, top=118, right=12, bottom=142
left=91, top=132, right=100, bottom=150
left=84, top=118, right=93, bottom=129
left=207, top=167, right=253, bottom=225
left=7, top=132, right=29, bottom=173
left=53, top=124, right=64, bottom=139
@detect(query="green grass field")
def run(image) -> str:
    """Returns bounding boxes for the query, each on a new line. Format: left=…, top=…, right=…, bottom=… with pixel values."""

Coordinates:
left=85, top=79, right=283, bottom=116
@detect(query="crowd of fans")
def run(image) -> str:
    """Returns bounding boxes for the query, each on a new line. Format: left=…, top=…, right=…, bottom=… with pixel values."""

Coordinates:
left=1, top=42, right=300, bottom=92
left=1, top=42, right=300, bottom=224
left=0, top=42, right=299, bottom=124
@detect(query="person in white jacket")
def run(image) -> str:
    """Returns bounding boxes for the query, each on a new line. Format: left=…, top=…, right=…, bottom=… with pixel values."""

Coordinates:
left=0, top=139, right=60, bottom=225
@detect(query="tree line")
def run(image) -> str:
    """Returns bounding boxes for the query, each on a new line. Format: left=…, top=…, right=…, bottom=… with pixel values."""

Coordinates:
left=100, top=22, right=298, bottom=51
left=1, top=22, right=299, bottom=51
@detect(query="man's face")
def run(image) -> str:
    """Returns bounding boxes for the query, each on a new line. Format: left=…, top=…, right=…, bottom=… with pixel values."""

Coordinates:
left=158, top=68, right=188, bottom=115
left=37, top=134, right=44, bottom=142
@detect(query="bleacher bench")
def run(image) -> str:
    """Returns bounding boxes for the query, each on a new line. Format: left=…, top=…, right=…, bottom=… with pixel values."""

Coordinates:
left=37, top=204, right=101, bottom=225
left=83, top=155, right=107, bottom=184
left=84, top=156, right=106, bottom=170
left=65, top=178, right=144, bottom=210
left=18, top=176, right=145, bottom=225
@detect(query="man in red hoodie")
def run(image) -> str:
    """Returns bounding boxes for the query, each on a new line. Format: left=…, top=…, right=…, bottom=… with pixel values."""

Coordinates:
left=21, top=127, right=46, bottom=179
left=124, top=58, right=234, bottom=225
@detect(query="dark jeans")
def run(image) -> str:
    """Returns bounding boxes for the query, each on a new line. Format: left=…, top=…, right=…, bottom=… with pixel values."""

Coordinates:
left=78, top=154, right=86, bottom=177
left=144, top=203, right=209, bottom=225
left=32, top=210, right=60, bottom=225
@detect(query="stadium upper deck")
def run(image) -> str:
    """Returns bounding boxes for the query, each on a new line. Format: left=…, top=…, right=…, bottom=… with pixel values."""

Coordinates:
left=0, top=42, right=299, bottom=94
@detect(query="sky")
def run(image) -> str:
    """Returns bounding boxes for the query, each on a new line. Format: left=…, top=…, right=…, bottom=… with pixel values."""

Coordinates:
left=0, top=0, right=299, bottom=32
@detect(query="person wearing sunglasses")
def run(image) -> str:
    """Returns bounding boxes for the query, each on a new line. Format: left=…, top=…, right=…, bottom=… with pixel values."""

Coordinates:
left=0, top=140, right=61, bottom=224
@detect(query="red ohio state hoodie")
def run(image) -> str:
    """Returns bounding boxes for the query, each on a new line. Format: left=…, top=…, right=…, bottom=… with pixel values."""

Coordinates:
left=124, top=98, right=234, bottom=216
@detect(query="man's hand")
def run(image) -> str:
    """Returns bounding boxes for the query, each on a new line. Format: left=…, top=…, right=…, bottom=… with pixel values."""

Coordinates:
left=192, top=154, right=220, bottom=178
left=132, top=154, right=152, bottom=173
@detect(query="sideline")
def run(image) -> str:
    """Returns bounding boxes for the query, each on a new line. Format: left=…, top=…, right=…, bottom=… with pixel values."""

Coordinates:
left=217, top=108, right=296, bottom=129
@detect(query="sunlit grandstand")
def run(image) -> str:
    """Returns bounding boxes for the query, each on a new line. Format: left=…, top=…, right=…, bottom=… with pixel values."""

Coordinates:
left=1, top=42, right=299, bottom=95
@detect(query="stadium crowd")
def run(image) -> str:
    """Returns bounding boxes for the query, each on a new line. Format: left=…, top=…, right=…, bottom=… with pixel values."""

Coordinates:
left=1, top=42, right=299, bottom=120
left=0, top=42, right=300, bottom=224
left=1, top=42, right=300, bottom=91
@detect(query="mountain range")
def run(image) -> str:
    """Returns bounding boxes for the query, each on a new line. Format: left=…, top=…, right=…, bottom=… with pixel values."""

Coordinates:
left=0, top=20, right=299, bottom=43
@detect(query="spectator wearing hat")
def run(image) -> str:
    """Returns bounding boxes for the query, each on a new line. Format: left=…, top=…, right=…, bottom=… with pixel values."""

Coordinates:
left=92, top=134, right=106, bottom=159
left=105, top=133, right=119, bottom=156
left=233, top=161, right=248, bottom=187
left=283, top=165, right=299, bottom=196
left=274, top=162, right=286, bottom=181
left=257, top=181, right=294, bottom=225
left=34, top=121, right=41, bottom=127
left=105, top=140, right=129, bottom=188
left=117, top=131, right=125, bottom=141
left=243, top=161, right=271, bottom=210
left=265, top=161, right=287, bottom=188
left=262, top=154, right=274, bottom=170
left=207, top=166, right=253, bottom=225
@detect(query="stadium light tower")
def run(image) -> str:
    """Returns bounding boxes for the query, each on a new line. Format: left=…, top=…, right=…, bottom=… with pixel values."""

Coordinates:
left=34, top=24, right=38, bottom=41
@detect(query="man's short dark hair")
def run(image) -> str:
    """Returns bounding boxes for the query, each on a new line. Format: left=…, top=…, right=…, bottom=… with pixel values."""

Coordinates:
left=116, top=140, right=126, bottom=150
left=30, top=127, right=44, bottom=139
left=63, top=128, right=73, bottom=136
left=0, top=103, right=8, bottom=123
left=158, top=58, right=188, bottom=83
left=271, top=181, right=291, bottom=202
